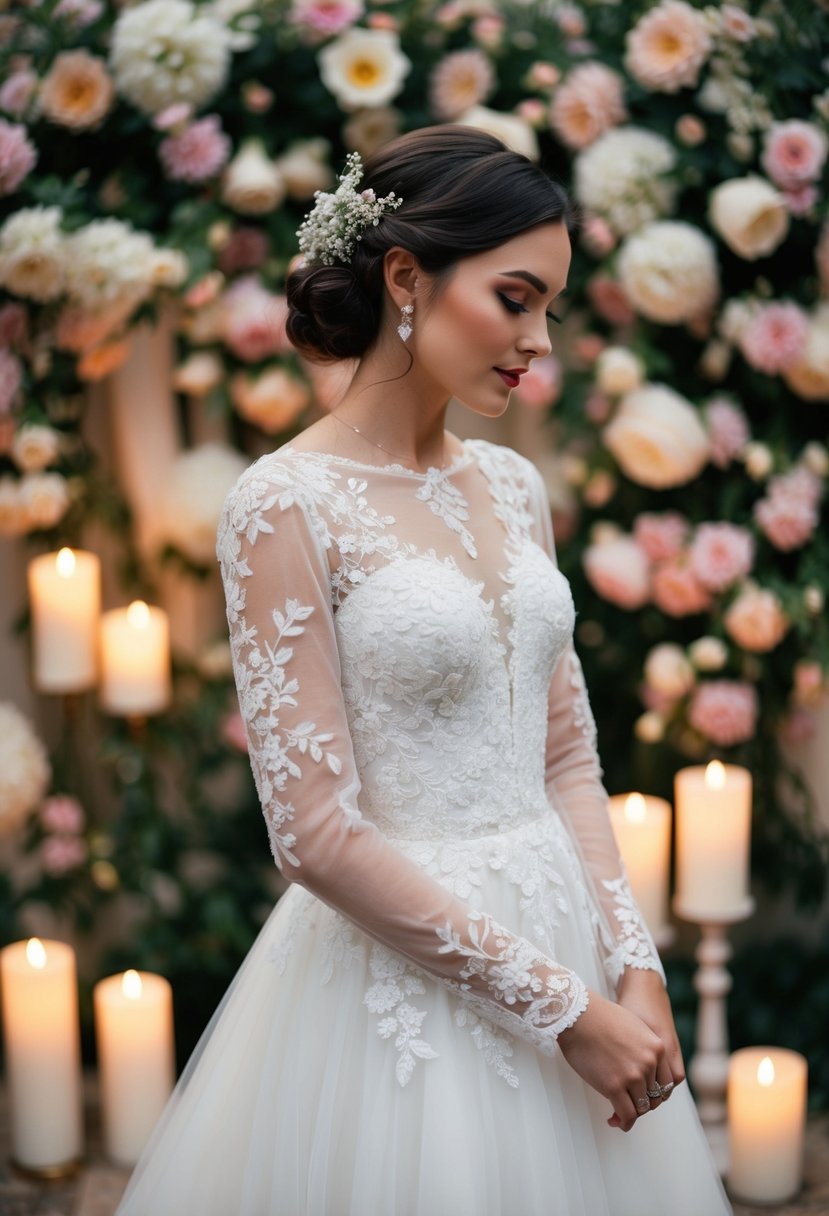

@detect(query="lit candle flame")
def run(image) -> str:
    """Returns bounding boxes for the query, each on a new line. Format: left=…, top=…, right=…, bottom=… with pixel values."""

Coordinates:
left=56, top=547, right=76, bottom=578
left=127, top=600, right=150, bottom=630
left=122, top=969, right=143, bottom=1000
left=26, top=938, right=47, bottom=969
left=705, top=759, right=726, bottom=790
left=624, top=793, right=647, bottom=824
left=757, top=1056, right=775, bottom=1087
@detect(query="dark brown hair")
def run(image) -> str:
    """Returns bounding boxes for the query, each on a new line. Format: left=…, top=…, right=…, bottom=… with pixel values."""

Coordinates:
left=286, top=125, right=574, bottom=363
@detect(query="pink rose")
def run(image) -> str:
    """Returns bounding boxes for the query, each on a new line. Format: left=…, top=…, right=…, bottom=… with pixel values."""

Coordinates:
left=762, top=120, right=828, bottom=190
left=153, top=103, right=193, bottom=132
left=739, top=302, right=809, bottom=375
left=688, top=680, right=758, bottom=746
left=688, top=522, right=754, bottom=593
left=217, top=227, right=269, bottom=275
left=290, top=0, right=364, bottom=36
left=0, top=70, right=37, bottom=119
left=633, top=511, right=689, bottom=563
left=783, top=184, right=818, bottom=217
left=40, top=794, right=85, bottom=834
left=780, top=707, right=817, bottom=746
left=705, top=397, right=750, bottom=468
left=753, top=466, right=822, bottom=551
left=222, top=277, right=290, bottom=362
left=514, top=354, right=562, bottom=409
left=580, top=216, right=617, bottom=258
left=159, top=116, right=231, bottom=184
left=792, top=659, right=826, bottom=708
left=724, top=583, right=789, bottom=652
left=651, top=554, right=712, bottom=617
left=40, top=834, right=88, bottom=876
left=0, top=118, right=37, bottom=195
left=586, top=275, right=635, bottom=327
left=583, top=535, right=650, bottom=610
left=221, top=709, right=249, bottom=753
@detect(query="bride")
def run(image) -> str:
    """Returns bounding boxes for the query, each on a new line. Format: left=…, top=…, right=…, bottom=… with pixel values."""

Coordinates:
left=117, top=125, right=731, bottom=1215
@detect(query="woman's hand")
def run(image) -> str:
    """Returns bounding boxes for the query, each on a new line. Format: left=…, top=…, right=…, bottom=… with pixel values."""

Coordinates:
left=614, top=966, right=686, bottom=1122
left=556, top=989, right=672, bottom=1132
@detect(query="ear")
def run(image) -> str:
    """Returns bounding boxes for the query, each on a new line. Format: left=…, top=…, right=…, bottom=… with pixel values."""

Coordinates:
left=382, top=246, right=420, bottom=310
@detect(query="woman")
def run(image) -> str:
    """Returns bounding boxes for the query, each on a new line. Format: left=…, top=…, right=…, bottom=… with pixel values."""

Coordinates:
left=117, top=127, right=731, bottom=1215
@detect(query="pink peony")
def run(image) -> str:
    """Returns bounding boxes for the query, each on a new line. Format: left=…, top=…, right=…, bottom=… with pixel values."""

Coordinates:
left=754, top=466, right=821, bottom=550
left=705, top=397, right=750, bottom=468
left=583, top=535, right=650, bottom=610
left=724, top=583, right=789, bottom=652
left=688, top=680, right=759, bottom=746
left=0, top=348, right=22, bottom=414
left=0, top=118, right=36, bottom=196
left=633, top=511, right=689, bottom=563
left=514, top=354, right=562, bottom=409
left=762, top=120, right=828, bottom=190
left=586, top=275, right=635, bottom=327
left=40, top=794, right=85, bottom=834
left=739, top=302, right=809, bottom=375
left=688, top=522, right=754, bottom=593
left=40, top=834, right=88, bottom=876
left=217, top=226, right=270, bottom=275
left=0, top=70, right=37, bottom=119
left=429, top=49, right=494, bottom=122
left=222, top=277, right=291, bottom=362
left=549, top=62, right=627, bottom=150
left=651, top=553, right=712, bottom=617
left=221, top=709, right=249, bottom=753
left=159, top=116, right=231, bottom=184
left=290, top=0, right=364, bottom=36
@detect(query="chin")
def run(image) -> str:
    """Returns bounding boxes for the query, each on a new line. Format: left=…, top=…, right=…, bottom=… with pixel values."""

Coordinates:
left=455, top=388, right=512, bottom=420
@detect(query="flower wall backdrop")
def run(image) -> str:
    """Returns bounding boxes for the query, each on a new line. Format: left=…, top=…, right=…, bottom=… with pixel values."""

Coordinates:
left=1, top=0, right=828, bottom=1094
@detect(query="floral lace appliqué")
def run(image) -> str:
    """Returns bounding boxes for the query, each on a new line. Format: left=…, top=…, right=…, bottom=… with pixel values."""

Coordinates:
left=364, top=944, right=439, bottom=1087
left=602, top=875, right=666, bottom=982
left=415, top=467, right=477, bottom=559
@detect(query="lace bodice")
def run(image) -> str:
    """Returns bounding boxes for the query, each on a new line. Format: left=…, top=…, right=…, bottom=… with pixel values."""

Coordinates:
left=217, top=438, right=663, bottom=1056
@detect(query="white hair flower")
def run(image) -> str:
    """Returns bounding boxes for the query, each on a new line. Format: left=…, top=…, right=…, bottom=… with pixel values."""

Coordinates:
left=297, top=151, right=402, bottom=267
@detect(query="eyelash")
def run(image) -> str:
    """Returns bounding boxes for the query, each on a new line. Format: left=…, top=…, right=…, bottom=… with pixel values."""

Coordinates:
left=497, top=291, right=562, bottom=325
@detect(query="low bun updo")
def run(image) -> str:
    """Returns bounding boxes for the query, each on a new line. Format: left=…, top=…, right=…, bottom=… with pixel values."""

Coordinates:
left=286, top=125, right=574, bottom=364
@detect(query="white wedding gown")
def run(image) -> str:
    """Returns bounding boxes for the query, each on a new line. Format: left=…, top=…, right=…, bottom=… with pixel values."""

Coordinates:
left=117, top=438, right=731, bottom=1216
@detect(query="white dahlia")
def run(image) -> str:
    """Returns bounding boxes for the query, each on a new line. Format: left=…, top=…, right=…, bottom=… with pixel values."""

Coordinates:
left=617, top=221, right=719, bottom=324
left=319, top=28, right=411, bottom=111
left=64, top=219, right=156, bottom=312
left=0, top=206, right=65, bottom=301
left=110, top=0, right=231, bottom=117
left=0, top=703, right=50, bottom=835
left=573, top=127, right=677, bottom=236
left=160, top=443, right=247, bottom=565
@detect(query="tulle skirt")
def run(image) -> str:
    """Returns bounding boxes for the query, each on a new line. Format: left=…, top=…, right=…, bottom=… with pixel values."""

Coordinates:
left=116, top=812, right=732, bottom=1216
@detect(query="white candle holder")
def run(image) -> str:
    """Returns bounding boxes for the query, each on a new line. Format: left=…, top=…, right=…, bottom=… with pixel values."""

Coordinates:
left=673, top=897, right=754, bottom=1175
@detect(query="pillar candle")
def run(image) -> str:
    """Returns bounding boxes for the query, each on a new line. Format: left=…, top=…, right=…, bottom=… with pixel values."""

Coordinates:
left=607, top=792, right=671, bottom=936
left=0, top=938, right=83, bottom=1171
left=674, top=761, right=752, bottom=920
left=93, top=970, right=175, bottom=1165
left=99, top=600, right=171, bottom=716
left=728, top=1047, right=807, bottom=1204
left=28, top=548, right=100, bottom=693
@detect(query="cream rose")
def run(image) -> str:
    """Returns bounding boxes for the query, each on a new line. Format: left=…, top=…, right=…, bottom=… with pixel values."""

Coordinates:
left=784, top=305, right=829, bottom=402
left=11, top=424, right=61, bottom=473
left=319, top=28, right=411, bottom=111
left=160, top=443, right=247, bottom=565
left=19, top=471, right=71, bottom=530
left=603, top=383, right=710, bottom=489
left=222, top=140, right=285, bottom=215
left=595, top=347, right=644, bottom=396
left=688, top=636, right=728, bottom=672
left=617, top=221, right=719, bottom=324
left=457, top=105, right=540, bottom=160
left=278, top=139, right=334, bottom=200
left=173, top=351, right=225, bottom=396
left=644, top=643, right=695, bottom=699
left=724, top=583, right=789, bottom=652
left=709, top=176, right=789, bottom=260
left=583, top=534, right=650, bottom=610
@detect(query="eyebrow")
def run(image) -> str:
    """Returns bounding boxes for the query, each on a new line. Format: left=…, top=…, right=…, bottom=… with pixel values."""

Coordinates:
left=499, top=269, right=549, bottom=294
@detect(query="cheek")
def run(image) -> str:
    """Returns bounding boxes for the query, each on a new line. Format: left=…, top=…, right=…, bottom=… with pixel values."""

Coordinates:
left=429, top=291, right=505, bottom=362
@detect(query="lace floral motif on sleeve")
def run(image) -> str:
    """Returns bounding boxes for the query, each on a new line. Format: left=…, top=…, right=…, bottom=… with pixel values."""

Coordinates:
left=602, top=876, right=666, bottom=983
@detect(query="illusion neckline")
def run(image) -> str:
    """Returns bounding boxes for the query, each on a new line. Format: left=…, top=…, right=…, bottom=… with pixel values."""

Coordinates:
left=279, top=439, right=476, bottom=481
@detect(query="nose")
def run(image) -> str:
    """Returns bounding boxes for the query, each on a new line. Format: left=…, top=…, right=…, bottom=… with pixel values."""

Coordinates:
left=517, top=315, right=552, bottom=361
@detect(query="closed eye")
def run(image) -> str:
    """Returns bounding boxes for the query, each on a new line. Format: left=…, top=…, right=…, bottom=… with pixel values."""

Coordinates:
left=498, top=290, right=562, bottom=326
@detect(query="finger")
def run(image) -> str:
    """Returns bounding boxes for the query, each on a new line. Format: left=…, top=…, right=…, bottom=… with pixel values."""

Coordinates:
left=655, top=1060, right=675, bottom=1103
left=614, top=1091, right=641, bottom=1132
left=633, top=1092, right=652, bottom=1119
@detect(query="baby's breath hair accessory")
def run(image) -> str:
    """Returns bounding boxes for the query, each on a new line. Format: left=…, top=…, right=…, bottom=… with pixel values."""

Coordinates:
left=296, top=151, right=402, bottom=268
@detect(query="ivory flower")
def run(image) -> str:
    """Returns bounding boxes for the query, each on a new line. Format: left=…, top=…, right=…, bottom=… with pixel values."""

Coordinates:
left=688, top=636, right=728, bottom=672
left=783, top=305, right=829, bottom=402
left=583, top=534, right=650, bottom=610
left=343, top=107, right=401, bottom=158
left=709, top=176, right=789, bottom=261
left=625, top=0, right=712, bottom=93
left=222, top=140, right=285, bottom=215
left=595, top=347, right=644, bottom=396
left=0, top=703, right=50, bottom=834
left=278, top=139, right=334, bottom=200
left=64, top=219, right=156, bottom=312
left=161, top=443, right=247, bottom=565
left=11, top=424, right=61, bottom=473
left=39, top=50, right=114, bottom=130
left=319, top=28, right=411, bottom=110
left=573, top=127, right=676, bottom=236
left=457, top=106, right=539, bottom=160
left=0, top=206, right=65, bottom=302
left=603, top=384, right=710, bottom=489
left=617, top=221, right=719, bottom=325
left=19, top=471, right=71, bottom=529
left=644, top=643, right=695, bottom=699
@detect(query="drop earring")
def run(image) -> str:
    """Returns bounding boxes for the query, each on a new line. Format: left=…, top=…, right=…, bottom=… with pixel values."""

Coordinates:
left=397, top=302, right=413, bottom=343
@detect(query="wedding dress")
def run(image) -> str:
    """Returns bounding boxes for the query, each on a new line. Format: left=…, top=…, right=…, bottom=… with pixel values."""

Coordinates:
left=117, top=438, right=731, bottom=1216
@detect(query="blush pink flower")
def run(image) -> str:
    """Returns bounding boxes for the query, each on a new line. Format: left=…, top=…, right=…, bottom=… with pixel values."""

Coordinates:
left=549, top=62, right=627, bottom=150
left=633, top=511, right=689, bottom=562
left=586, top=276, right=635, bottom=327
left=222, top=277, right=290, bottom=362
left=53, top=0, right=104, bottom=26
left=514, top=354, right=562, bottom=409
left=0, top=303, right=27, bottom=348
left=159, top=115, right=231, bottom=184
left=780, top=707, right=817, bottom=746
left=753, top=466, right=822, bottom=550
left=0, top=118, right=37, bottom=195
left=792, top=659, right=826, bottom=708
left=739, top=301, right=810, bottom=375
left=688, top=680, right=758, bottom=746
left=0, top=349, right=22, bottom=414
left=217, top=226, right=270, bottom=275
left=290, top=0, right=364, bottom=36
left=40, top=834, right=88, bottom=875
left=583, top=535, right=650, bottom=610
left=429, top=49, right=494, bottom=121
left=40, top=794, right=85, bottom=834
left=724, top=583, right=789, bottom=652
left=651, top=554, right=712, bottom=617
left=705, top=397, right=750, bottom=468
left=688, top=522, right=754, bottom=593
left=625, top=0, right=712, bottom=94
left=580, top=216, right=617, bottom=258
left=762, top=120, right=828, bottom=190
left=153, top=102, right=193, bottom=133
left=221, top=709, right=249, bottom=753
left=783, top=184, right=818, bottom=217
left=0, top=70, right=37, bottom=119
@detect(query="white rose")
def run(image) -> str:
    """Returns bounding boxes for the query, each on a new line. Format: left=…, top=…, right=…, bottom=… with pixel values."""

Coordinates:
left=149, top=247, right=189, bottom=289
left=617, top=221, right=719, bottom=324
left=602, top=383, right=711, bottom=488
left=278, top=139, right=334, bottom=201
left=222, top=140, right=285, bottom=215
left=718, top=298, right=756, bottom=343
left=19, top=471, right=71, bottom=530
left=644, top=642, right=695, bottom=698
left=173, top=350, right=225, bottom=396
left=11, top=424, right=61, bottom=473
left=802, top=441, right=829, bottom=477
left=688, top=636, right=728, bottom=671
left=0, top=702, right=51, bottom=834
left=784, top=305, right=829, bottom=402
left=319, top=29, right=411, bottom=111
left=160, top=442, right=247, bottom=565
left=596, top=346, right=644, bottom=396
left=0, top=205, right=65, bottom=302
left=457, top=105, right=539, bottom=160
left=709, top=176, right=789, bottom=260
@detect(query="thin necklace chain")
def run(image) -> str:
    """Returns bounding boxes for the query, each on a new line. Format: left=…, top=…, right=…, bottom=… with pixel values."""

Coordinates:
left=331, top=412, right=449, bottom=472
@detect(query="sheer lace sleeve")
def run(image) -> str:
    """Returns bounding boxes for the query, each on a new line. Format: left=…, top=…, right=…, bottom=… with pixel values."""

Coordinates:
left=525, top=466, right=665, bottom=989
left=216, top=455, right=589, bottom=1054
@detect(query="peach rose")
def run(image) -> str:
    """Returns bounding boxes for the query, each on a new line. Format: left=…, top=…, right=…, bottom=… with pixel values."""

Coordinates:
left=173, top=351, right=225, bottom=396
left=688, top=680, right=758, bottom=746
left=231, top=366, right=310, bottom=433
left=583, top=534, right=650, bottom=610
left=602, top=384, right=710, bottom=489
left=724, top=583, right=789, bottom=652
left=709, top=176, right=789, bottom=261
left=39, top=50, right=114, bottom=130
left=549, top=62, right=627, bottom=150
left=625, top=0, right=711, bottom=93
left=595, top=346, right=643, bottom=396
left=651, top=554, right=712, bottom=617
left=783, top=305, right=829, bottom=402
